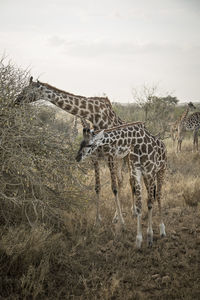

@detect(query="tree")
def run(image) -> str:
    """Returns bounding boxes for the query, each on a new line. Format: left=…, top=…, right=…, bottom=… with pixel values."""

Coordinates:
left=132, top=84, right=179, bottom=136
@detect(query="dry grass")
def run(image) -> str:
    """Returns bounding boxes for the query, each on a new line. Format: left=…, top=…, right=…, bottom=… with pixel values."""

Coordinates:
left=1, top=132, right=200, bottom=299
left=0, top=59, right=200, bottom=299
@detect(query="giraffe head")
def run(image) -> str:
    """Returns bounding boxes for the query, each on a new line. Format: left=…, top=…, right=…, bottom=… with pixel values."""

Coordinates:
left=76, top=128, right=104, bottom=162
left=188, top=102, right=196, bottom=110
left=15, top=76, right=43, bottom=104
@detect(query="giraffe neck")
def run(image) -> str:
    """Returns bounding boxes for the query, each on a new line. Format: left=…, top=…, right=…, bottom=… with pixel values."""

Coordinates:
left=37, top=82, right=124, bottom=130
left=179, top=106, right=190, bottom=125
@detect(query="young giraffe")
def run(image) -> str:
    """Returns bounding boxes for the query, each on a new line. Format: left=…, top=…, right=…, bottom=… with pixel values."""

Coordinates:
left=169, top=102, right=195, bottom=152
left=178, top=111, right=200, bottom=151
left=76, top=122, right=167, bottom=248
left=16, top=77, right=125, bottom=223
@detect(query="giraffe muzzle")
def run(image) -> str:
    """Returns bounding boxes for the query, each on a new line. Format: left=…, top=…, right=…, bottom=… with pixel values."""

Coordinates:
left=75, top=153, right=82, bottom=162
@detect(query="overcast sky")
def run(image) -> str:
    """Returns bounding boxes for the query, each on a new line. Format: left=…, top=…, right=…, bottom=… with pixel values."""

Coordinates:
left=1, top=0, right=200, bottom=102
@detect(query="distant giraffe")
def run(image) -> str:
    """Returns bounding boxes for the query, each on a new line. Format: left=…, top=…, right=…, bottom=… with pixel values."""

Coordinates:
left=76, top=122, right=167, bottom=248
left=16, top=77, right=125, bottom=223
left=175, top=102, right=196, bottom=152
left=178, top=111, right=200, bottom=151
left=169, top=102, right=196, bottom=152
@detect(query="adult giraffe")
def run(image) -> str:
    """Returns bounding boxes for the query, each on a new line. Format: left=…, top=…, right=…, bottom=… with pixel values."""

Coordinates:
left=16, top=77, right=125, bottom=223
left=178, top=111, right=200, bottom=151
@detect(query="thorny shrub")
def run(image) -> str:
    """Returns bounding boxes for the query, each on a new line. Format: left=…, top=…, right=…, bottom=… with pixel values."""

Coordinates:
left=0, top=57, right=91, bottom=229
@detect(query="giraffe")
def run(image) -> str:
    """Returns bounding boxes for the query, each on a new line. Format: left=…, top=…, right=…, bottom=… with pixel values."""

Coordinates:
left=175, top=102, right=196, bottom=152
left=15, top=76, right=125, bottom=223
left=76, top=122, right=167, bottom=248
left=178, top=111, right=200, bottom=151
left=169, top=102, right=195, bottom=151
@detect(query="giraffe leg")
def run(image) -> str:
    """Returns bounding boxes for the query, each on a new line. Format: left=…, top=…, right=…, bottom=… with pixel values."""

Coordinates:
left=129, top=175, right=136, bottom=217
left=193, top=129, right=199, bottom=151
left=129, top=165, right=143, bottom=248
left=113, top=159, right=124, bottom=223
left=177, top=126, right=185, bottom=153
left=108, top=156, right=125, bottom=228
left=156, top=169, right=166, bottom=237
left=127, top=155, right=136, bottom=217
left=93, top=161, right=102, bottom=225
left=177, top=137, right=182, bottom=153
left=144, top=177, right=155, bottom=247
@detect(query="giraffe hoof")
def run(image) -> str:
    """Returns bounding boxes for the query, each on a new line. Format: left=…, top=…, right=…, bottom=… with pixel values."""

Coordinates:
left=147, top=235, right=153, bottom=248
left=147, top=239, right=153, bottom=248
left=160, top=233, right=166, bottom=238
left=159, top=223, right=166, bottom=237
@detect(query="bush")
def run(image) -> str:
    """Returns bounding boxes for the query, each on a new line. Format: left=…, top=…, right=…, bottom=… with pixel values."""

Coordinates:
left=0, top=57, right=91, bottom=229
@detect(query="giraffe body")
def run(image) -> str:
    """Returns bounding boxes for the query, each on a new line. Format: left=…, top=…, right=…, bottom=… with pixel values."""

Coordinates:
left=76, top=122, right=167, bottom=248
left=181, top=111, right=200, bottom=151
left=16, top=77, right=124, bottom=224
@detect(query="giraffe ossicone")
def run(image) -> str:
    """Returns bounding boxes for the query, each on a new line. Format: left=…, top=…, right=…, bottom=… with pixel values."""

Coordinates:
left=76, top=122, right=167, bottom=248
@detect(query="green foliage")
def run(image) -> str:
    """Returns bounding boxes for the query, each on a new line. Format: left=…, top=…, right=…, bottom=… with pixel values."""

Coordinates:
left=113, top=94, right=180, bottom=136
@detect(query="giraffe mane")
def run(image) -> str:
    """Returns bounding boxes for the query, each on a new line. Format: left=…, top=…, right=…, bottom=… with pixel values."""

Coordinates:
left=88, top=97, right=113, bottom=108
left=94, top=121, right=144, bottom=134
left=39, top=82, right=113, bottom=107
left=40, top=82, right=87, bottom=98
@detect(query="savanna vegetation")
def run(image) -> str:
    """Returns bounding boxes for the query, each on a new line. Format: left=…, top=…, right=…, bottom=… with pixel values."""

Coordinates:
left=0, top=58, right=200, bottom=299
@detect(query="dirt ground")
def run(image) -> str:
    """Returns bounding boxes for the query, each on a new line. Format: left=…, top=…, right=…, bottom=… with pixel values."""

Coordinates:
left=61, top=140, right=200, bottom=300
left=0, top=140, right=200, bottom=300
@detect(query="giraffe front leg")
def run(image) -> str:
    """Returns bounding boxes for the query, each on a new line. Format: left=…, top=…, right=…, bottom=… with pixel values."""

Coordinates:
left=108, top=157, right=125, bottom=229
left=94, top=161, right=102, bottom=225
left=193, top=128, right=199, bottom=152
left=144, top=177, right=155, bottom=247
left=136, top=212, right=143, bottom=249
left=147, top=205, right=153, bottom=247
left=113, top=159, right=124, bottom=224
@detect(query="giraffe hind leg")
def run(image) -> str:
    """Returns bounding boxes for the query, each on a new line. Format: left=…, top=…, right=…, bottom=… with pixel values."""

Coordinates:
left=130, top=166, right=143, bottom=248
left=144, top=177, right=155, bottom=247
left=156, top=169, right=166, bottom=237
left=193, top=129, right=199, bottom=151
